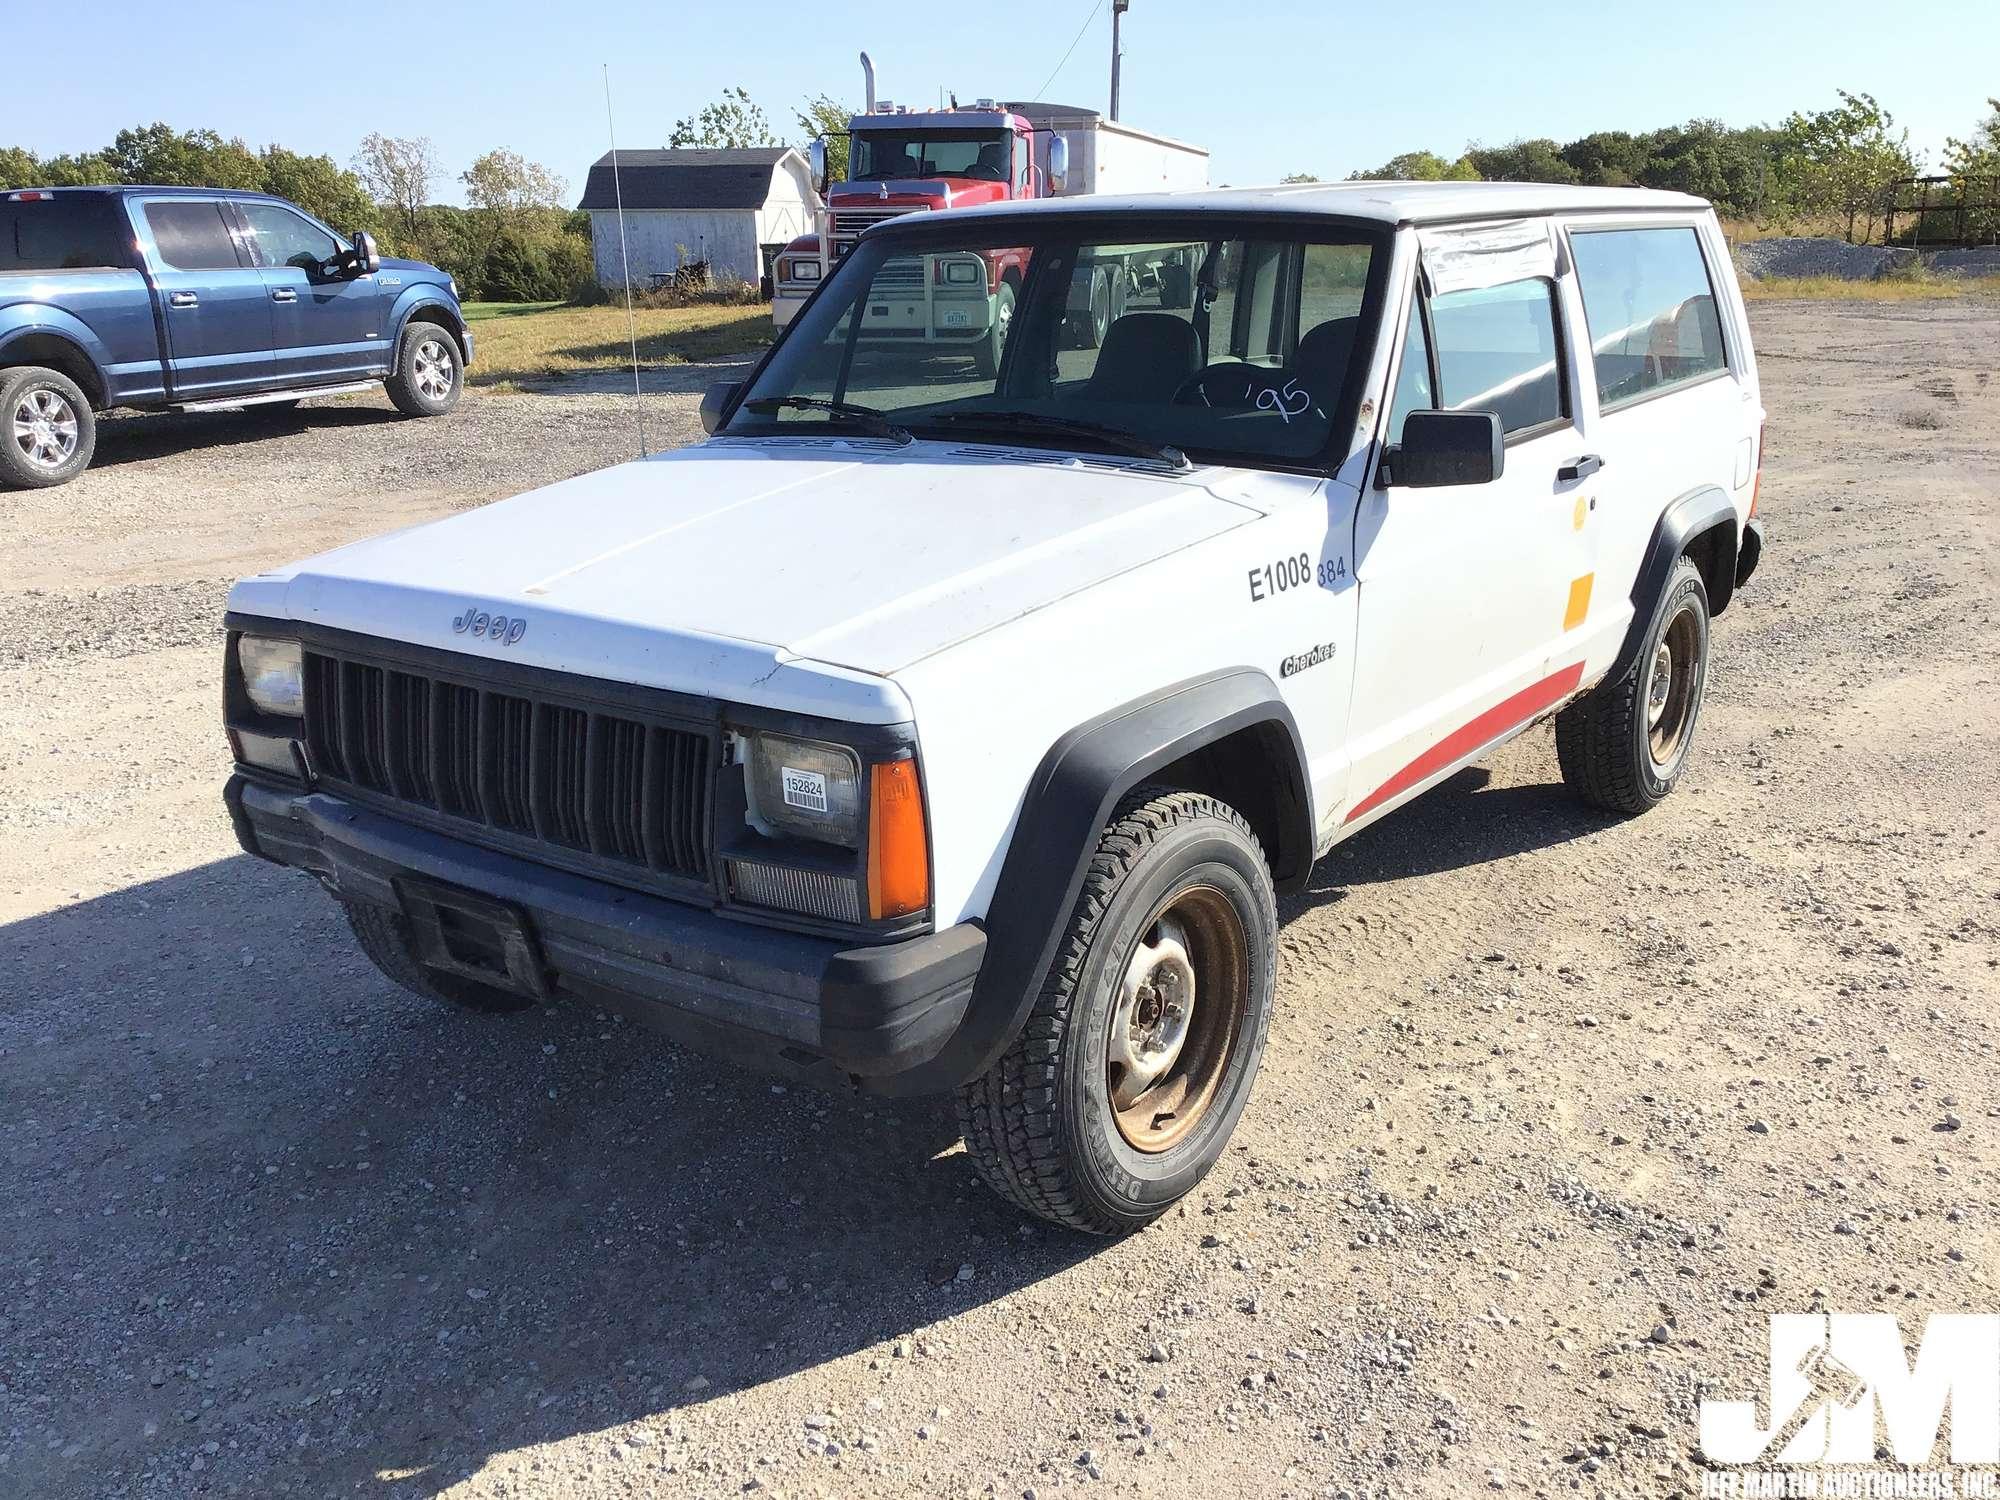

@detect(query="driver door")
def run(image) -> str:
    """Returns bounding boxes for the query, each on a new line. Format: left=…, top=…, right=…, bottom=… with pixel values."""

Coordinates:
left=1342, top=271, right=1592, bottom=828
left=233, top=200, right=389, bottom=385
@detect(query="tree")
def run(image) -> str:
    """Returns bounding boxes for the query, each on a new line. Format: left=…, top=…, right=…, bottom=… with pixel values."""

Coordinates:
left=1774, top=91, right=1920, bottom=242
left=1944, top=97, right=2000, bottom=176
left=1348, top=150, right=1479, bottom=182
left=107, top=123, right=261, bottom=188
left=353, top=133, right=438, bottom=242
left=795, top=95, right=851, bottom=183
left=35, top=150, right=121, bottom=187
left=670, top=87, right=781, bottom=149
left=1561, top=131, right=1650, bottom=187
left=1463, top=138, right=1578, bottom=185
left=257, top=146, right=377, bottom=236
left=0, top=146, right=37, bottom=190
left=1279, top=172, right=1321, bottom=184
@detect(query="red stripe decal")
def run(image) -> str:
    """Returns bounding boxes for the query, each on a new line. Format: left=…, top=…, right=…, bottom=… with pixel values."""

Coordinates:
left=1344, top=661, right=1586, bottom=824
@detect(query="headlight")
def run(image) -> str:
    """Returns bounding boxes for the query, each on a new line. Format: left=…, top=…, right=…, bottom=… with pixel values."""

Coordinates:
left=238, top=636, right=304, bottom=717
left=744, top=733, right=862, bottom=848
left=788, top=258, right=821, bottom=282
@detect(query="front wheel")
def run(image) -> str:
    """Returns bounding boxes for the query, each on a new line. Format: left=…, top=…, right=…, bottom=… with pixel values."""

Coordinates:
left=2, top=366, right=96, bottom=489
left=1556, top=555, right=1711, bottom=813
left=385, top=322, right=463, bottom=417
left=971, top=279, right=1016, bottom=380
left=956, top=789, right=1276, bottom=1235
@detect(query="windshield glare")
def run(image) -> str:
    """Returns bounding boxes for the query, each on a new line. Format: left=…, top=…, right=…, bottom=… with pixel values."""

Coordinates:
left=850, top=132, right=1009, bottom=181
left=729, top=222, right=1381, bottom=467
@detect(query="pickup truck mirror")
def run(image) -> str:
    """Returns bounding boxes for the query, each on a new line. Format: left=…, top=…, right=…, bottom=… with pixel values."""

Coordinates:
left=347, top=230, right=381, bottom=278
left=1047, top=136, right=1070, bottom=195
left=700, top=380, right=742, bottom=436
left=1383, top=409, right=1504, bottom=488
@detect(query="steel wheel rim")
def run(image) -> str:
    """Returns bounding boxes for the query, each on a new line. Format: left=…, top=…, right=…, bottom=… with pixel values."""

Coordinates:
left=413, top=339, right=455, bottom=401
left=1647, top=604, right=1702, bottom=768
left=994, top=286, right=1013, bottom=354
left=1106, top=884, right=1249, bottom=1154
left=12, top=387, right=79, bottom=469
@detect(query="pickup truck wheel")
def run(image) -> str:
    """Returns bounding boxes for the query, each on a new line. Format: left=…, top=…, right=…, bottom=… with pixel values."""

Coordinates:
left=2, top=366, right=96, bottom=489
left=340, top=898, right=536, bottom=1014
left=1556, top=556, right=1711, bottom=814
left=385, top=322, right=462, bottom=417
left=955, top=788, right=1276, bottom=1235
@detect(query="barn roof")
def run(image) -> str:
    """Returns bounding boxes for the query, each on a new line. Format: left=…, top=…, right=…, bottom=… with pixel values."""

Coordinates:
left=576, top=148, right=795, bottom=212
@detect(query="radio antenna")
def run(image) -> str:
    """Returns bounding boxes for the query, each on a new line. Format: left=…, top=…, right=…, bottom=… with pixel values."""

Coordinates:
left=603, top=63, right=647, bottom=458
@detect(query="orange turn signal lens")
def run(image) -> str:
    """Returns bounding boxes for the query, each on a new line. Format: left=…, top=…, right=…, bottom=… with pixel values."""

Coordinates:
left=866, top=758, right=929, bottom=920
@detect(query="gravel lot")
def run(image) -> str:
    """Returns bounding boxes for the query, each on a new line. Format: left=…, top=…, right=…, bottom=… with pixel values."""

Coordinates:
left=4, top=301, right=1997, bottom=1500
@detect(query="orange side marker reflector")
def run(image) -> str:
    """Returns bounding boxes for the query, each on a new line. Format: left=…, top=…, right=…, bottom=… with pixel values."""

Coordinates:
left=1564, top=574, right=1594, bottom=631
left=867, top=759, right=930, bottom=920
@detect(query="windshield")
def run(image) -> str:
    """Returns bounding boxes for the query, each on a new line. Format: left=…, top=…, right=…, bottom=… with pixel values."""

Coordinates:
left=850, top=131, right=1011, bottom=182
left=727, top=217, right=1385, bottom=468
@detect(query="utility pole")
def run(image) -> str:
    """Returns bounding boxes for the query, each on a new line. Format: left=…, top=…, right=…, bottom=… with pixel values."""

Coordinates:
left=1110, top=0, right=1130, bottom=120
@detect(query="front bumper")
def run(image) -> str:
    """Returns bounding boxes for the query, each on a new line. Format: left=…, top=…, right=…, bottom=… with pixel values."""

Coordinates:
left=226, top=775, right=983, bottom=1088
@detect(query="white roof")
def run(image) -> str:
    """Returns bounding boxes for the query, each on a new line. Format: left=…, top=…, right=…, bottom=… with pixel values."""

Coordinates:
left=919, top=180, right=1709, bottom=229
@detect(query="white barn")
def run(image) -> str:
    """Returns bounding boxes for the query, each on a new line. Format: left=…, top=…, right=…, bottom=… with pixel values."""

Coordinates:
left=577, top=147, right=817, bottom=291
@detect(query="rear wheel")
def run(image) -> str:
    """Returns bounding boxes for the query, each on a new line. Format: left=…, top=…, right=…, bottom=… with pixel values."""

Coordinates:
left=341, top=898, right=535, bottom=1014
left=1556, top=556, right=1711, bottom=813
left=2, top=366, right=96, bottom=489
left=956, top=789, right=1276, bottom=1235
left=385, top=322, right=462, bottom=417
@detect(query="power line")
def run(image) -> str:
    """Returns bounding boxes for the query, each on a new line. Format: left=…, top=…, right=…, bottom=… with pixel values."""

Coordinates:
left=1032, top=0, right=1107, bottom=101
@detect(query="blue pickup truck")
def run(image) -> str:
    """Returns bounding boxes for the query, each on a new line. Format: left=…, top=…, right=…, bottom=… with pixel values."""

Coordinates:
left=1, top=185, right=471, bottom=488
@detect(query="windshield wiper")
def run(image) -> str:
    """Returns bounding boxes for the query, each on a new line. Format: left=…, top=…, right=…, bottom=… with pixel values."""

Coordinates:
left=741, top=396, right=912, bottom=444
left=921, top=410, right=1188, bottom=468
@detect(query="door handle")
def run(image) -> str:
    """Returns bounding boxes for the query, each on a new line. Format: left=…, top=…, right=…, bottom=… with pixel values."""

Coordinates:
left=1558, top=454, right=1604, bottom=482
left=167, top=291, right=198, bottom=308
left=270, top=288, right=298, bottom=303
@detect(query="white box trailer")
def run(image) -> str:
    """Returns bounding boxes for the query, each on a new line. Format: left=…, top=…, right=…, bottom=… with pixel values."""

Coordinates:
left=1009, top=103, right=1210, bottom=196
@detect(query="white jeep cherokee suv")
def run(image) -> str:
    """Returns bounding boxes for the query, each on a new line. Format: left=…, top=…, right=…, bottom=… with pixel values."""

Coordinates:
left=222, top=182, right=1765, bottom=1233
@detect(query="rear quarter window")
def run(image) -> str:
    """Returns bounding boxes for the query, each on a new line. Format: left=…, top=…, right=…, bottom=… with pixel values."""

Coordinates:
left=142, top=200, right=243, bottom=272
left=1569, top=226, right=1727, bottom=408
left=0, top=196, right=135, bottom=272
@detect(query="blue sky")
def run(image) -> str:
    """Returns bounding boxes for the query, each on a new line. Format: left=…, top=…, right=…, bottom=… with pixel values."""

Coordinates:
left=9, top=0, right=1996, bottom=201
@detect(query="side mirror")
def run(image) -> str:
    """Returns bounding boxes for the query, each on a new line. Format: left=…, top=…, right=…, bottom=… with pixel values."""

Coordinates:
left=349, top=230, right=381, bottom=276
left=808, top=139, right=827, bottom=193
left=1047, top=136, right=1070, bottom=195
left=700, top=380, right=742, bottom=436
left=1384, top=410, right=1504, bottom=488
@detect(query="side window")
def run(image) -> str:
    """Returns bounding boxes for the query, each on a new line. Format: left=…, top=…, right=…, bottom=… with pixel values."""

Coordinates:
left=142, top=200, right=241, bottom=271
left=1569, top=226, right=1727, bottom=408
left=1386, top=304, right=1434, bottom=442
left=238, top=202, right=340, bottom=273
left=1428, top=277, right=1568, bottom=436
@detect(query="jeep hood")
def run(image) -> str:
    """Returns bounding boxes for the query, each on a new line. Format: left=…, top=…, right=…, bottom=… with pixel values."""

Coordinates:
left=228, top=438, right=1276, bottom=720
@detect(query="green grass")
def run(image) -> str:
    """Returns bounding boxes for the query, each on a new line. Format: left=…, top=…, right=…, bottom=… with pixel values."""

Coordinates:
left=462, top=301, right=563, bottom=323
left=463, top=301, right=773, bottom=386
left=1739, top=273, right=2000, bottom=301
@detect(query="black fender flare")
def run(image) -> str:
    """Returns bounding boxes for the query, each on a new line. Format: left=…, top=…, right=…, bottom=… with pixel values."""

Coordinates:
left=894, top=668, right=1311, bottom=1094
left=1610, top=484, right=1739, bottom=684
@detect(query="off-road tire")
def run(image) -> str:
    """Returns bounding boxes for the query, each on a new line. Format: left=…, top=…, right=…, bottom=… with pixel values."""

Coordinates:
left=2, top=365, right=96, bottom=489
left=340, top=898, right=535, bottom=1013
left=955, top=787, right=1277, bottom=1235
left=384, top=321, right=462, bottom=417
left=1556, top=555, right=1711, bottom=814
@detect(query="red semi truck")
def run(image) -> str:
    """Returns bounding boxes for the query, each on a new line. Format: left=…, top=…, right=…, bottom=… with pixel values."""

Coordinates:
left=770, top=57, right=1207, bottom=374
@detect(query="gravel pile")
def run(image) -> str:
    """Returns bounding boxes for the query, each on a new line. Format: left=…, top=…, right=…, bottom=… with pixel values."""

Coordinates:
left=1731, top=237, right=1902, bottom=281
left=1733, top=236, right=2000, bottom=281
